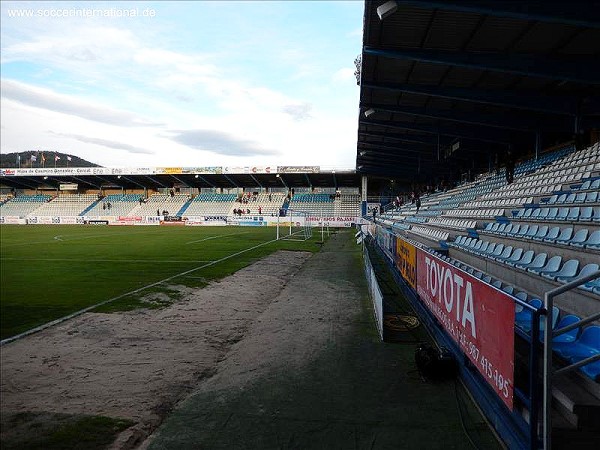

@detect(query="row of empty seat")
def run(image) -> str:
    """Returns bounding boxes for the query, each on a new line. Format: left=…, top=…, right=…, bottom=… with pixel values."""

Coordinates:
left=480, top=224, right=600, bottom=249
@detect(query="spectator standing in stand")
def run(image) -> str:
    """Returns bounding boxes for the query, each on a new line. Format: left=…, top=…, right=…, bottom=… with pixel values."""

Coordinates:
left=505, top=150, right=515, bottom=184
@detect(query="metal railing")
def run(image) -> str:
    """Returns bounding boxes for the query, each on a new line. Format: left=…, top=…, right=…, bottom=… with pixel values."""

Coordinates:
left=542, top=270, right=600, bottom=450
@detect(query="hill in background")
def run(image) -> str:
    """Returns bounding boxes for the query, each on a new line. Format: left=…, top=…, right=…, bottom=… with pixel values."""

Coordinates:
left=1, top=151, right=99, bottom=168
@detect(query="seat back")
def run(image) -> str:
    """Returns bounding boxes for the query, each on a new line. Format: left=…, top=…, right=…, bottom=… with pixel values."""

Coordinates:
left=578, top=263, right=600, bottom=279
left=517, top=250, right=535, bottom=265
left=585, top=230, right=600, bottom=246
left=555, top=315, right=581, bottom=340
left=556, top=227, right=573, bottom=242
left=528, top=253, right=548, bottom=269
left=534, top=225, right=549, bottom=239
left=540, top=255, right=562, bottom=273
left=545, top=226, right=560, bottom=240
left=567, top=207, right=580, bottom=221
left=558, top=259, right=580, bottom=278
left=579, top=326, right=600, bottom=349
left=571, top=228, right=589, bottom=244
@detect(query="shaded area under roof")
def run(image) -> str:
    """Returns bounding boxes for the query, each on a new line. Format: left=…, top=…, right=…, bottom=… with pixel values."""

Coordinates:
left=356, top=0, right=600, bottom=183
left=0, top=172, right=362, bottom=192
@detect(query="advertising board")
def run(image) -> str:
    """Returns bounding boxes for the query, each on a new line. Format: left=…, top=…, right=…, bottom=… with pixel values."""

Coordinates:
left=416, top=249, right=515, bottom=409
left=396, top=238, right=417, bottom=289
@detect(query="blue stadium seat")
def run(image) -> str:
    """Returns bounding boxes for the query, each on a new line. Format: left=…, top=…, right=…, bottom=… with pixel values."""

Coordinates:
left=578, top=206, right=593, bottom=222
left=558, top=263, right=599, bottom=284
left=551, top=315, right=581, bottom=344
left=517, top=252, right=547, bottom=271
left=583, top=230, right=600, bottom=250
left=530, top=255, right=562, bottom=277
left=553, top=326, right=600, bottom=381
left=532, top=225, right=549, bottom=241
left=568, top=229, right=589, bottom=247
left=525, top=224, right=539, bottom=238
left=543, top=226, right=561, bottom=243
left=503, top=247, right=524, bottom=265
left=578, top=359, right=600, bottom=382
left=502, top=285, right=514, bottom=296
left=515, top=224, right=530, bottom=238
left=547, top=207, right=559, bottom=220
left=546, top=259, right=579, bottom=281
left=515, top=298, right=542, bottom=332
left=564, top=193, right=577, bottom=204
left=530, top=209, right=542, bottom=220
left=585, top=191, right=598, bottom=203
left=591, top=179, right=600, bottom=190
left=514, top=209, right=526, bottom=219
left=553, top=326, right=600, bottom=360
left=508, top=249, right=534, bottom=267
left=592, top=206, right=600, bottom=222
left=566, top=206, right=580, bottom=221
left=494, top=245, right=513, bottom=262
left=537, top=208, right=550, bottom=220
left=553, top=227, right=574, bottom=245
left=556, top=207, right=570, bottom=221
left=489, top=243, right=505, bottom=258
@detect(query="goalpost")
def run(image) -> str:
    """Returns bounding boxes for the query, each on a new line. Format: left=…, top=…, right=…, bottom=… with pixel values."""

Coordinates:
left=276, top=208, right=313, bottom=241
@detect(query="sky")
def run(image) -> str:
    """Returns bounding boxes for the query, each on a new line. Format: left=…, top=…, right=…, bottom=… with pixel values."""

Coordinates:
left=0, top=1, right=363, bottom=169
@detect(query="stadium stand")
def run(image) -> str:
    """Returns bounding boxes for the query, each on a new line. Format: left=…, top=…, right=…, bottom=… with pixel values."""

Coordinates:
left=180, top=193, right=238, bottom=216
left=0, top=194, right=52, bottom=217
left=84, top=194, right=142, bottom=217
left=132, top=193, right=190, bottom=217
left=28, top=194, right=97, bottom=217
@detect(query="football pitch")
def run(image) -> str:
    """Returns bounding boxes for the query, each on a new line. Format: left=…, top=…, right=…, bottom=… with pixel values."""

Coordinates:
left=0, top=225, right=327, bottom=340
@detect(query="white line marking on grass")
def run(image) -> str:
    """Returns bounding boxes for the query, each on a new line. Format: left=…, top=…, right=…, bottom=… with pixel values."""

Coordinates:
left=186, top=231, right=246, bottom=245
left=53, top=235, right=63, bottom=241
left=1, top=235, right=281, bottom=346
left=1, top=258, right=215, bottom=264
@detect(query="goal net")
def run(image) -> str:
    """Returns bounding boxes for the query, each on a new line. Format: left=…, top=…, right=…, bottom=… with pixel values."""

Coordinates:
left=276, top=208, right=313, bottom=241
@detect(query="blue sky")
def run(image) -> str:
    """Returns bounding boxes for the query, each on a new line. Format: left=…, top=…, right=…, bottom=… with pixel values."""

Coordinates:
left=1, top=1, right=363, bottom=168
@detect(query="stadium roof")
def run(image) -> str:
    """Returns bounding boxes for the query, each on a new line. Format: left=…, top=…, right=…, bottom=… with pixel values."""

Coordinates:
left=0, top=169, right=361, bottom=191
left=356, top=0, right=600, bottom=182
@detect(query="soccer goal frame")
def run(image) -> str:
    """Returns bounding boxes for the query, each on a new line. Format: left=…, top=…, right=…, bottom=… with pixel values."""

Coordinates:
left=276, top=208, right=313, bottom=241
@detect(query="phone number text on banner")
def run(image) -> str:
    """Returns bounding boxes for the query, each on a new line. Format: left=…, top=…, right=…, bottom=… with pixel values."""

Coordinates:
left=416, top=249, right=515, bottom=409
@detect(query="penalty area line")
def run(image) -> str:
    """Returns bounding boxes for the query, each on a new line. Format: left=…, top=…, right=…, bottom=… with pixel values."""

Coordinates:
left=1, top=235, right=282, bottom=346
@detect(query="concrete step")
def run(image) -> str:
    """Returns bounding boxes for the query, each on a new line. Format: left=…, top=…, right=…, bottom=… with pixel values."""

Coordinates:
left=553, top=372, right=600, bottom=430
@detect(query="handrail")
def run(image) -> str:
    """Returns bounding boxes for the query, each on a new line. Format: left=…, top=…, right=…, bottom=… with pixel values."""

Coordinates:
left=542, top=269, right=600, bottom=450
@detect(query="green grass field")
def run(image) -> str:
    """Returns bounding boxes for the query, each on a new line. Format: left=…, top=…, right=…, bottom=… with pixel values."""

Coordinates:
left=0, top=224, right=328, bottom=340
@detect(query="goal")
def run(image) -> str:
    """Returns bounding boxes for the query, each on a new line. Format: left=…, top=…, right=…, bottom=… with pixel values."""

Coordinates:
left=276, top=208, right=313, bottom=241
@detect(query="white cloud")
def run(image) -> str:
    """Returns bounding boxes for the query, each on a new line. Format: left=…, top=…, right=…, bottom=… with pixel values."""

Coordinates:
left=1, top=79, right=160, bottom=126
left=0, top=1, right=362, bottom=170
left=332, top=68, right=356, bottom=84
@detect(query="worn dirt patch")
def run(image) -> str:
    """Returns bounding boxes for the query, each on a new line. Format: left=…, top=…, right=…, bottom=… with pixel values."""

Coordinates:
left=0, top=250, right=311, bottom=447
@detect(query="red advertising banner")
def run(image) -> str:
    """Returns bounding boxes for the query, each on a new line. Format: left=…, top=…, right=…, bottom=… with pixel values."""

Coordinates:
left=416, top=249, right=515, bottom=409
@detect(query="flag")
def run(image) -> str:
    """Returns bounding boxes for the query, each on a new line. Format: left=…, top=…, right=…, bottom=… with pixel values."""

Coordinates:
left=31, top=154, right=37, bottom=162
left=55, top=155, right=60, bottom=161
left=67, top=156, right=72, bottom=161
left=16, top=154, right=21, bottom=164
left=41, top=153, right=46, bottom=163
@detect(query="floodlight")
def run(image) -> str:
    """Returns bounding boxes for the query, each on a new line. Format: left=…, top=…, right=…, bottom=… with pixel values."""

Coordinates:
left=364, top=108, right=376, bottom=118
left=377, top=1, right=398, bottom=20
left=194, top=174, right=199, bottom=178
left=359, top=151, right=367, bottom=156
